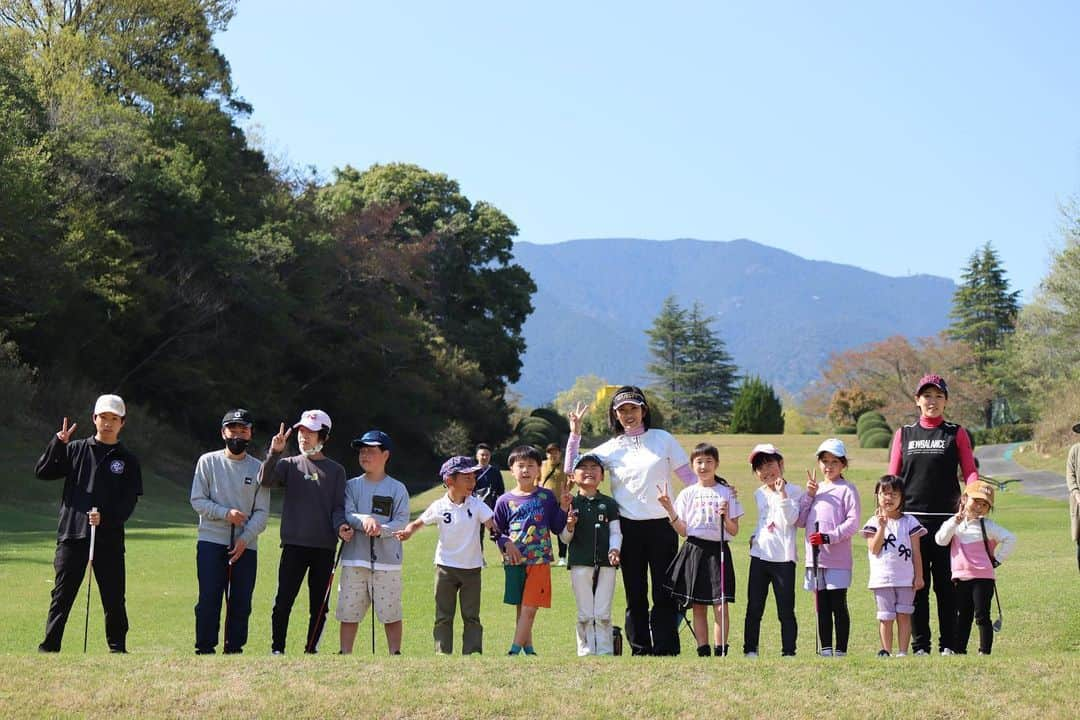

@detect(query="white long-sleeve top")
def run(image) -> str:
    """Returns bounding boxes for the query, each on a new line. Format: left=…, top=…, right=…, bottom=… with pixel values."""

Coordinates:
left=749, top=483, right=803, bottom=563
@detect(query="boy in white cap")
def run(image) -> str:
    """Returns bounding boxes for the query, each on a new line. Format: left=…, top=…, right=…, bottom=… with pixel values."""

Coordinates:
left=34, top=394, right=143, bottom=653
left=396, top=455, right=496, bottom=654
left=259, top=409, right=349, bottom=654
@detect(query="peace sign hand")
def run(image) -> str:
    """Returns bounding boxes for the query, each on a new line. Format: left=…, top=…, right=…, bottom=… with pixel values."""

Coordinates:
left=656, top=484, right=674, bottom=513
left=806, top=469, right=819, bottom=497
left=269, top=422, right=292, bottom=454
left=56, top=417, right=78, bottom=444
left=568, top=402, right=590, bottom=435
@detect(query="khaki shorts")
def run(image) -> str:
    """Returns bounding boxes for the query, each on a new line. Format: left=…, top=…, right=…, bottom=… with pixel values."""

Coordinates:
left=335, top=566, right=403, bottom=623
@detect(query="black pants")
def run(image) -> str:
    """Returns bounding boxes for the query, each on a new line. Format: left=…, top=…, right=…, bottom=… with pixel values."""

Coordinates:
left=914, top=526, right=955, bottom=653
left=743, top=557, right=797, bottom=655
left=620, top=518, right=679, bottom=655
left=195, top=541, right=258, bottom=653
left=814, top=588, right=850, bottom=653
left=954, top=578, right=995, bottom=654
left=40, top=534, right=128, bottom=652
left=271, top=544, right=334, bottom=653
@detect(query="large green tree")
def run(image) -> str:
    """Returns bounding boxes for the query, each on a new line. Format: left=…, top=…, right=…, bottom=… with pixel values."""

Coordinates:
left=948, top=242, right=1021, bottom=427
left=316, top=164, right=536, bottom=390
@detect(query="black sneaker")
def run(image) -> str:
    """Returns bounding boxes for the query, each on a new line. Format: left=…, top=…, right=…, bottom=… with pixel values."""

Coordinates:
left=195, top=648, right=215, bottom=655
left=877, top=649, right=890, bottom=658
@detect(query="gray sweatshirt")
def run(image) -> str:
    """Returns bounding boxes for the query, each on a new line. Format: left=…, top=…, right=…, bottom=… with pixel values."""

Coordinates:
left=190, top=450, right=269, bottom=550
left=341, top=473, right=410, bottom=569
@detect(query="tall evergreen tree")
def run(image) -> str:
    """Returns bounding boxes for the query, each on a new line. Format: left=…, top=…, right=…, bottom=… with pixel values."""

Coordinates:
left=678, top=302, right=738, bottom=432
left=646, top=297, right=738, bottom=432
left=729, top=376, right=784, bottom=434
left=646, top=296, right=690, bottom=424
left=949, top=242, right=1021, bottom=427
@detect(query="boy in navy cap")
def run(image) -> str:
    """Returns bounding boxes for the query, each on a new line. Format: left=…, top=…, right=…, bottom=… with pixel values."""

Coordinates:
left=396, top=456, right=496, bottom=654
left=336, top=430, right=410, bottom=654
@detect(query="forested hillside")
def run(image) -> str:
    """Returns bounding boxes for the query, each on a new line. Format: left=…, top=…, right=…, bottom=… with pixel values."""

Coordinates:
left=0, top=1, right=532, bottom=472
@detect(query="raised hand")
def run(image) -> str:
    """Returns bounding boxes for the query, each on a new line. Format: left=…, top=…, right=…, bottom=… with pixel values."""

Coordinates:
left=656, top=484, right=673, bottom=513
left=565, top=508, right=578, bottom=531
left=568, top=402, right=589, bottom=435
left=805, top=469, right=819, bottom=497
left=270, top=422, right=292, bottom=454
left=772, top=475, right=786, bottom=495
left=56, top=417, right=78, bottom=443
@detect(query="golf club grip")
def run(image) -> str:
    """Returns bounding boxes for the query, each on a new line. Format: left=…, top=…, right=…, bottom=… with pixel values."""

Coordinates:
left=88, top=506, right=98, bottom=563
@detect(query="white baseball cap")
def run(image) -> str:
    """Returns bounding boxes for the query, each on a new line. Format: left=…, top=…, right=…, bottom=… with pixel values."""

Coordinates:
left=748, top=443, right=783, bottom=465
left=93, top=394, right=126, bottom=417
left=293, top=409, right=332, bottom=432
left=816, top=438, right=847, bottom=458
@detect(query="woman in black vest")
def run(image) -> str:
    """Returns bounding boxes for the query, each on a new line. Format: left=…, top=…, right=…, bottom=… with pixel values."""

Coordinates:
left=887, top=374, right=978, bottom=655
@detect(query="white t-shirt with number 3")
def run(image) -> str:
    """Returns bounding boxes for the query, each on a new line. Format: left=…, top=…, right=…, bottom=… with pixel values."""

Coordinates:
left=419, top=494, right=494, bottom=569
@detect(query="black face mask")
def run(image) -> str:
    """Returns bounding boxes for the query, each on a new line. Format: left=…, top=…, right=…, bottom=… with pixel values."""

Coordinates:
left=225, top=437, right=251, bottom=455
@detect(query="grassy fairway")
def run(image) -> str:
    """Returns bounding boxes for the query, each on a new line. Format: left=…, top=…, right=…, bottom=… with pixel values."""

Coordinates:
left=1, top=433, right=1077, bottom=719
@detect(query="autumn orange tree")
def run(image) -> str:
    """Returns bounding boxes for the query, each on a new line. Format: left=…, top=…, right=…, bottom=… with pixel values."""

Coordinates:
left=804, top=334, right=991, bottom=430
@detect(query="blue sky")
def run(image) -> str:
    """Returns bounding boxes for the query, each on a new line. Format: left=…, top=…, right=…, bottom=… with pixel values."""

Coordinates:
left=216, top=1, right=1080, bottom=299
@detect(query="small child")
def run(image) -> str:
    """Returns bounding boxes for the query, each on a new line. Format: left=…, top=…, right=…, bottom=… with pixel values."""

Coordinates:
left=395, top=456, right=496, bottom=655
left=798, top=438, right=862, bottom=657
left=337, top=430, right=410, bottom=655
left=659, top=443, right=743, bottom=657
left=934, top=481, right=1016, bottom=655
left=744, top=443, right=803, bottom=657
left=493, top=445, right=571, bottom=656
left=861, top=475, right=926, bottom=657
left=558, top=453, right=622, bottom=655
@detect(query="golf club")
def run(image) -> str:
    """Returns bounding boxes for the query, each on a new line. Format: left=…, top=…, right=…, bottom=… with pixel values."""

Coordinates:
left=306, top=538, right=344, bottom=653
left=719, top=512, right=726, bottom=657
left=812, top=520, right=821, bottom=656
left=83, top=506, right=98, bottom=653
left=992, top=584, right=1003, bottom=633
left=223, top=524, right=235, bottom=652
left=592, top=521, right=600, bottom=655
left=370, top=535, right=376, bottom=655
left=978, top=518, right=1004, bottom=632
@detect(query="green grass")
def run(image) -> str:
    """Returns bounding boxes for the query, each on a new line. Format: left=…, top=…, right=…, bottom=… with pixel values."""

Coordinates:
left=1, top=433, right=1077, bottom=719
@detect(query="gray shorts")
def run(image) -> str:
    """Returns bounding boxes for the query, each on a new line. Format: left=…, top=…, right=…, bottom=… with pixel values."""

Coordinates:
left=873, top=586, right=915, bottom=621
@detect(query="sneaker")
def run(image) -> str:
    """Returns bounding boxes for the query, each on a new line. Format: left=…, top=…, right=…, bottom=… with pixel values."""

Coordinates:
left=819, top=647, right=833, bottom=657
left=834, top=650, right=847, bottom=657
left=940, top=648, right=956, bottom=656
left=744, top=651, right=759, bottom=658
left=271, top=650, right=284, bottom=656
left=556, top=558, right=567, bottom=566
left=896, top=651, right=908, bottom=657
left=877, top=649, right=890, bottom=658
left=913, top=649, right=930, bottom=656
left=195, top=649, right=215, bottom=655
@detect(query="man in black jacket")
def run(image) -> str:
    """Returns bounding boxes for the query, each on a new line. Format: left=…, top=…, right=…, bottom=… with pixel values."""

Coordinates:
left=35, top=394, right=143, bottom=653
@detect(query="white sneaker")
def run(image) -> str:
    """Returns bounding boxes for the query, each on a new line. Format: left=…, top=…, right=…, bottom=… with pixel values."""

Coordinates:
left=896, top=651, right=908, bottom=657
left=819, top=647, right=833, bottom=657
left=913, top=649, right=930, bottom=656
left=941, top=648, right=956, bottom=656
left=744, top=651, right=759, bottom=658
left=557, top=558, right=567, bottom=566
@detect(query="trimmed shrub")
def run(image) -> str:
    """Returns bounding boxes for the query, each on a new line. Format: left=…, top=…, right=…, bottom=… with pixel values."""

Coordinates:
left=856, top=411, right=889, bottom=435
left=861, top=429, right=892, bottom=449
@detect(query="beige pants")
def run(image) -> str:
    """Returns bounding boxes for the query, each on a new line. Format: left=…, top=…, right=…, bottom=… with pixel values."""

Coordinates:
left=570, top=565, right=617, bottom=655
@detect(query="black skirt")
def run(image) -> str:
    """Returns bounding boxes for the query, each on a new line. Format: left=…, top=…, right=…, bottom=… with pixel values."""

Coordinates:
left=664, top=535, right=736, bottom=608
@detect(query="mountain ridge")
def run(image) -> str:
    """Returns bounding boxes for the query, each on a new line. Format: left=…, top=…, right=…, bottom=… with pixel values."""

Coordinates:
left=509, top=237, right=955, bottom=406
